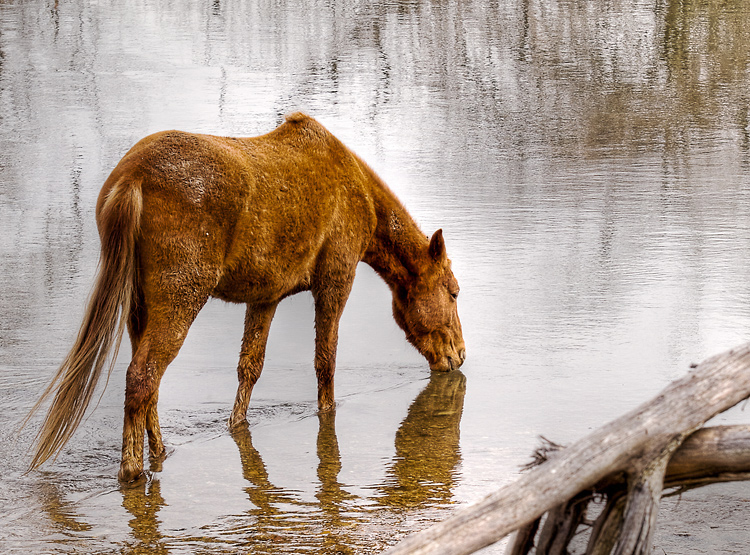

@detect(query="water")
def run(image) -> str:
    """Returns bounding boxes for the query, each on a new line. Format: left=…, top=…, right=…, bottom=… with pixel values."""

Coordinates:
left=1, top=0, right=749, bottom=553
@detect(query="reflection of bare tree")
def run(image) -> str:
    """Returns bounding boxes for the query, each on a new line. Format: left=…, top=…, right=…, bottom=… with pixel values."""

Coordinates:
left=659, top=0, right=750, bottom=160
left=377, top=371, right=466, bottom=509
left=323, top=0, right=749, bottom=163
left=120, top=478, right=168, bottom=555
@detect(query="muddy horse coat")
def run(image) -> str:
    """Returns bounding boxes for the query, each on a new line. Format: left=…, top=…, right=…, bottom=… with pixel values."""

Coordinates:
left=29, top=113, right=466, bottom=482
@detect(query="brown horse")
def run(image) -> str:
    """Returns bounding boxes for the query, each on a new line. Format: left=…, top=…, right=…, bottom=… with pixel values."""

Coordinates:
left=28, top=113, right=465, bottom=482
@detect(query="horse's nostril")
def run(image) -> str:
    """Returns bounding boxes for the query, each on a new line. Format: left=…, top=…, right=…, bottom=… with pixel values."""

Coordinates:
left=459, top=349, right=466, bottom=363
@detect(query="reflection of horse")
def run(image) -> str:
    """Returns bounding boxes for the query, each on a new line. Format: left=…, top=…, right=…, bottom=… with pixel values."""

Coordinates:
left=229, top=370, right=467, bottom=553
left=36, top=478, right=92, bottom=536
left=121, top=479, right=168, bottom=555
left=29, top=113, right=465, bottom=482
left=378, top=370, right=466, bottom=508
left=230, top=425, right=318, bottom=550
left=231, top=418, right=360, bottom=554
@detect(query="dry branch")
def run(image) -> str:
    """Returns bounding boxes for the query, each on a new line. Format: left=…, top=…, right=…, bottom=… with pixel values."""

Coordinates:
left=665, top=424, right=750, bottom=489
left=382, top=343, right=750, bottom=555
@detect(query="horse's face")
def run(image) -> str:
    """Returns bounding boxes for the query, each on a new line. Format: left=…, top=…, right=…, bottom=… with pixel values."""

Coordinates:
left=392, top=230, right=466, bottom=372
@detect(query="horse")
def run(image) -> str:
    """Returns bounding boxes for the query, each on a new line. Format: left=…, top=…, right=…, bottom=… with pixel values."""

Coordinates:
left=28, top=112, right=466, bottom=482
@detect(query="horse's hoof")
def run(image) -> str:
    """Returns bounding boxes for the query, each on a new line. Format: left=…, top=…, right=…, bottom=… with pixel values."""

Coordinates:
left=148, top=447, right=172, bottom=473
left=228, top=414, right=249, bottom=431
left=118, top=461, right=143, bottom=483
left=148, top=443, right=167, bottom=461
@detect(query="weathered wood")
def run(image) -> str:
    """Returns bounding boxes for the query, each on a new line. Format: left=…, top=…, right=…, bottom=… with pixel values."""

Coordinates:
left=611, top=449, right=674, bottom=555
left=522, top=425, right=750, bottom=492
left=535, top=490, right=590, bottom=554
left=505, top=426, right=750, bottom=554
left=504, top=518, right=540, bottom=555
left=585, top=491, right=626, bottom=555
left=382, top=343, right=750, bottom=555
left=665, top=424, right=750, bottom=489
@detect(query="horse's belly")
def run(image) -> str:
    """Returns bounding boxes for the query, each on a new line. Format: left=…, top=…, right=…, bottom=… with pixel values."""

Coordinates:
left=211, top=259, right=312, bottom=304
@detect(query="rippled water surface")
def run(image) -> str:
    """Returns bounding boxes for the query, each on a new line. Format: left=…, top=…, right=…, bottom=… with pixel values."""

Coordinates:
left=2, top=1, right=750, bottom=553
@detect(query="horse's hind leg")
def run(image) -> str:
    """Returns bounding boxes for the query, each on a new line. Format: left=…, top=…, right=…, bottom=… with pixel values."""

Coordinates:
left=125, top=286, right=167, bottom=463
left=229, top=302, right=278, bottom=430
left=125, top=292, right=165, bottom=461
left=119, top=297, right=207, bottom=483
left=120, top=341, right=152, bottom=482
left=146, top=392, right=165, bottom=460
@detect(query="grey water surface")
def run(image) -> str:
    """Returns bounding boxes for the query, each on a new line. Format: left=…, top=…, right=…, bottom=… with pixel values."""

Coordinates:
left=1, top=0, right=750, bottom=553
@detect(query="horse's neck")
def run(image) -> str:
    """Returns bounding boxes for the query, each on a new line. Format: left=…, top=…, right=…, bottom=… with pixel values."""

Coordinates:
left=362, top=175, right=427, bottom=290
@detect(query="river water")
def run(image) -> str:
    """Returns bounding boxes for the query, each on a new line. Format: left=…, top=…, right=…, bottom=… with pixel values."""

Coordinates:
left=1, top=0, right=749, bottom=553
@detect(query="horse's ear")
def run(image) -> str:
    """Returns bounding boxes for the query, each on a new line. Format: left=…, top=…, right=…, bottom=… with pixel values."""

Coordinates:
left=429, top=229, right=447, bottom=263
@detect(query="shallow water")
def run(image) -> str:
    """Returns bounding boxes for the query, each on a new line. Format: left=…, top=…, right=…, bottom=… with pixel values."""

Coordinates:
left=1, top=0, right=749, bottom=553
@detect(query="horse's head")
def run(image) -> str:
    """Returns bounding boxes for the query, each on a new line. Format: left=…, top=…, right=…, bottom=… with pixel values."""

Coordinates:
left=392, top=229, right=466, bottom=372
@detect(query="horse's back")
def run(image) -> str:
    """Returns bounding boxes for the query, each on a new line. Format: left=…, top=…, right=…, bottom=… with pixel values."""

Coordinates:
left=100, top=114, right=377, bottom=305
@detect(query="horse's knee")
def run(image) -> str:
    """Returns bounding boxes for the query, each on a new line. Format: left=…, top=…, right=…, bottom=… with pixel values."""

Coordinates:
left=237, top=361, right=262, bottom=388
left=124, top=359, right=159, bottom=413
left=317, top=391, right=335, bottom=412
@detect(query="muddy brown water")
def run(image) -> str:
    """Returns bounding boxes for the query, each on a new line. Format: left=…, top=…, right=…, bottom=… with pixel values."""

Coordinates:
left=1, top=0, right=749, bottom=553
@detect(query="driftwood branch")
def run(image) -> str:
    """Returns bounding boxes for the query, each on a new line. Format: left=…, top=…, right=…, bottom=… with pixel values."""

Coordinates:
left=509, top=424, right=750, bottom=554
left=665, top=424, right=750, bottom=489
left=534, top=490, right=589, bottom=554
left=585, top=491, right=626, bottom=555
left=383, top=343, right=750, bottom=555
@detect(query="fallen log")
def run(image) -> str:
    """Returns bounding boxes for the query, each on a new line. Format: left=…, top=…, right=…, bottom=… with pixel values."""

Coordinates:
left=506, top=424, right=750, bottom=555
left=382, top=343, right=750, bottom=555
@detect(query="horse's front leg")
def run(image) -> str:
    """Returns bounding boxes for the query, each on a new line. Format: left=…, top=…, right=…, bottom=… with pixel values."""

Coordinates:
left=229, top=302, right=278, bottom=430
left=312, top=275, right=355, bottom=411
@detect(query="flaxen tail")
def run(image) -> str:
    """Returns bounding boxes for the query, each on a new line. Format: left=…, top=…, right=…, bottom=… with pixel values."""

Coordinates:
left=27, top=179, right=142, bottom=470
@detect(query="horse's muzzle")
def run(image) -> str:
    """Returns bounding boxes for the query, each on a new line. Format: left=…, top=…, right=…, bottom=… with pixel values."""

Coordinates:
left=449, top=349, right=467, bottom=370
left=433, top=348, right=466, bottom=372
